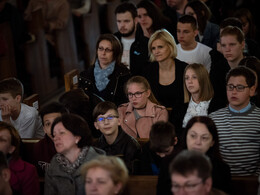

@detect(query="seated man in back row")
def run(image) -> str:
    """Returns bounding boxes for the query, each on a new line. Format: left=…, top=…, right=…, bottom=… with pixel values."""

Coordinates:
left=210, top=66, right=260, bottom=176
left=0, top=78, right=44, bottom=138
left=170, top=150, right=227, bottom=195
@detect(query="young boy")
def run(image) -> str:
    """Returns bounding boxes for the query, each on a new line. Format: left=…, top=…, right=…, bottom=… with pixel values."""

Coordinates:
left=0, top=78, right=43, bottom=138
left=210, top=66, right=260, bottom=176
left=138, top=121, right=178, bottom=175
left=31, top=102, right=68, bottom=177
left=93, top=101, right=141, bottom=173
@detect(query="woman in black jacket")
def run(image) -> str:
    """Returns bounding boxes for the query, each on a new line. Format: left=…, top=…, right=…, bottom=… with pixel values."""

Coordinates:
left=78, top=34, right=131, bottom=106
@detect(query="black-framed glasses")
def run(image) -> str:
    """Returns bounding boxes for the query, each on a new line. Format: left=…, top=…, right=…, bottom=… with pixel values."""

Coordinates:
left=127, top=90, right=147, bottom=98
left=171, top=180, right=203, bottom=192
left=226, top=84, right=249, bottom=92
left=96, top=115, right=119, bottom=123
left=98, top=47, right=113, bottom=53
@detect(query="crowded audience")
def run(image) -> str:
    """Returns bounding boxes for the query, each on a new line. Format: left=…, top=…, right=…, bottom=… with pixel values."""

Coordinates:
left=1, top=0, right=260, bottom=194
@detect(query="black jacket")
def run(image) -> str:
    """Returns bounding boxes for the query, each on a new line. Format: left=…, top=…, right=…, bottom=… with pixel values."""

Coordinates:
left=94, top=128, right=141, bottom=174
left=78, top=63, right=131, bottom=106
left=114, top=24, right=149, bottom=76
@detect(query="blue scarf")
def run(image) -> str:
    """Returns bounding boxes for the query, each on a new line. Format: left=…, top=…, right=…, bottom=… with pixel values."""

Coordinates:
left=94, top=59, right=115, bottom=92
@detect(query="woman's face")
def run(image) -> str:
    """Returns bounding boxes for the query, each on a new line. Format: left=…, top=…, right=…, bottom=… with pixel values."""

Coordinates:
left=185, top=6, right=197, bottom=20
left=127, top=83, right=150, bottom=109
left=0, top=129, right=15, bottom=156
left=184, top=68, right=200, bottom=96
left=151, top=39, right=171, bottom=63
left=85, top=167, right=122, bottom=195
left=97, top=40, right=114, bottom=69
left=53, top=122, right=80, bottom=157
left=137, top=8, right=153, bottom=30
left=186, top=122, right=214, bottom=154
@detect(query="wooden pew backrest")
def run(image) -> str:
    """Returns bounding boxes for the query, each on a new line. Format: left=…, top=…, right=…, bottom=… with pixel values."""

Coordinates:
left=64, top=69, right=79, bottom=91
left=23, top=94, right=40, bottom=110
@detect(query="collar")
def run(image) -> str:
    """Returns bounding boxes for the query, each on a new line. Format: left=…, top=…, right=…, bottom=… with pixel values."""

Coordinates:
left=229, top=102, right=251, bottom=113
left=125, top=100, right=157, bottom=117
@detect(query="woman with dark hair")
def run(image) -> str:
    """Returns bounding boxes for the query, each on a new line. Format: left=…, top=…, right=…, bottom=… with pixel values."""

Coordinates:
left=78, top=34, right=131, bottom=106
left=137, top=0, right=172, bottom=38
left=184, top=0, right=219, bottom=49
left=44, top=113, right=104, bottom=195
left=182, top=116, right=231, bottom=193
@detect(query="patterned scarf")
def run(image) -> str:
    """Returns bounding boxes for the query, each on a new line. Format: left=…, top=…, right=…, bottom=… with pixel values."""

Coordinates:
left=94, top=59, right=115, bottom=92
left=56, top=147, right=89, bottom=174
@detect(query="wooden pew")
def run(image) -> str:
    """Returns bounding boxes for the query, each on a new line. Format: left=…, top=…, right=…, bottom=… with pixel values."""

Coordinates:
left=0, top=22, right=17, bottom=80
left=231, top=176, right=258, bottom=195
left=122, top=175, right=158, bottom=195
left=23, top=93, right=40, bottom=110
left=20, top=138, right=41, bottom=164
left=137, top=138, right=149, bottom=147
left=64, top=69, right=79, bottom=91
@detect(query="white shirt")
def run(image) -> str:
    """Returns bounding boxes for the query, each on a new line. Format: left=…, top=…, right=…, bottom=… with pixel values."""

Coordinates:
left=177, top=42, right=212, bottom=72
left=121, top=37, right=135, bottom=69
left=0, top=103, right=44, bottom=138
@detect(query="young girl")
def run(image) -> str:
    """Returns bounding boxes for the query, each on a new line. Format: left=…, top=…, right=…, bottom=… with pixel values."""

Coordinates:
left=118, top=76, right=168, bottom=138
left=171, top=64, right=224, bottom=135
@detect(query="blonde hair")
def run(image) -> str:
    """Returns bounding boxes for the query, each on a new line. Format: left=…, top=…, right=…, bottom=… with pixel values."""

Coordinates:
left=148, top=29, right=177, bottom=62
left=184, top=63, right=214, bottom=103
left=81, top=155, right=128, bottom=193
left=125, top=76, right=160, bottom=105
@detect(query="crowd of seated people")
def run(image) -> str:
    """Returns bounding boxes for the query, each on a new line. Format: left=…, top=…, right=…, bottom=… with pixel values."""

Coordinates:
left=1, top=0, right=260, bottom=194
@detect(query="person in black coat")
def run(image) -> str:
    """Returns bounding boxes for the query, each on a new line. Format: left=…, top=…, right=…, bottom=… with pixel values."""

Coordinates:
left=78, top=34, right=131, bottom=106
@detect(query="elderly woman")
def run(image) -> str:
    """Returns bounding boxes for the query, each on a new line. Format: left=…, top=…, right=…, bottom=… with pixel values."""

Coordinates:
left=44, top=113, right=104, bottom=195
left=81, top=155, right=128, bottom=195
left=144, top=29, right=188, bottom=109
left=78, top=34, right=131, bottom=106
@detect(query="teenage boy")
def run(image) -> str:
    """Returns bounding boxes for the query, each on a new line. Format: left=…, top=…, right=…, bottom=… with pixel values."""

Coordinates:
left=114, top=2, right=149, bottom=75
left=176, top=15, right=212, bottom=72
left=138, top=121, right=178, bottom=175
left=210, top=66, right=260, bottom=176
left=93, top=101, right=141, bottom=173
left=31, top=102, right=68, bottom=177
left=0, top=78, right=43, bottom=138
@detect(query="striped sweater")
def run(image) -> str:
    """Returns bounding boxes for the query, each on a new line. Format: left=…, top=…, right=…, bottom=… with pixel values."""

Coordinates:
left=210, top=105, right=260, bottom=176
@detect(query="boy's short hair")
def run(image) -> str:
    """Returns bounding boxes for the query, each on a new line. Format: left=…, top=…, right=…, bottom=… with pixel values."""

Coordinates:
left=226, top=66, right=256, bottom=87
left=220, top=26, right=244, bottom=44
left=39, top=102, right=68, bottom=125
left=178, top=15, right=198, bottom=30
left=93, top=101, right=118, bottom=121
left=170, top=150, right=212, bottom=181
left=0, top=77, right=24, bottom=99
left=114, top=1, right=137, bottom=19
left=149, top=121, right=176, bottom=153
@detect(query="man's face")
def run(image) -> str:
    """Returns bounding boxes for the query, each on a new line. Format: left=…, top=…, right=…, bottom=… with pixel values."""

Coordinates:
left=171, top=172, right=211, bottom=195
left=227, top=76, right=255, bottom=111
left=220, top=35, right=245, bottom=63
left=177, top=22, right=198, bottom=48
left=116, top=11, right=137, bottom=37
left=166, top=0, right=183, bottom=8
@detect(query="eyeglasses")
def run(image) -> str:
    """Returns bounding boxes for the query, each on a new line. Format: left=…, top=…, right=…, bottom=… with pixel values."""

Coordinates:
left=226, top=84, right=249, bottom=92
left=127, top=91, right=147, bottom=98
left=96, top=115, right=119, bottom=123
left=171, top=180, right=203, bottom=192
left=98, top=47, right=113, bottom=53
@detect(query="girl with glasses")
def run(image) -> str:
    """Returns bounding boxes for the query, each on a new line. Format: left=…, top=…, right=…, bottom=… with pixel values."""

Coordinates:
left=118, top=76, right=168, bottom=138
